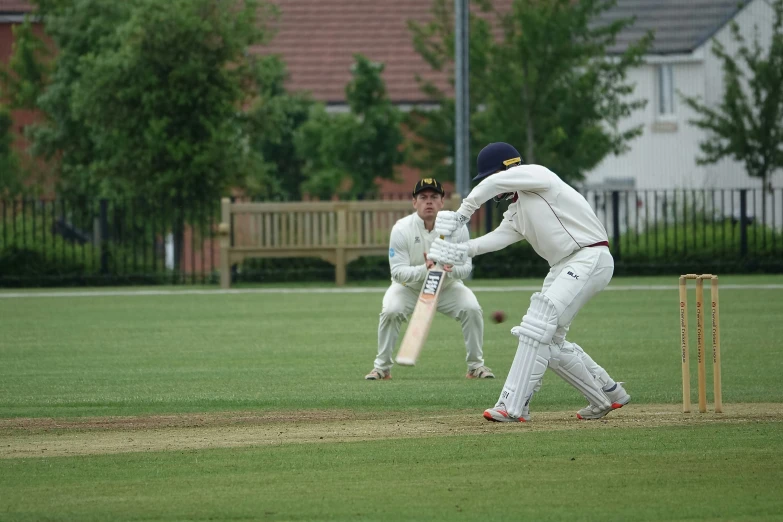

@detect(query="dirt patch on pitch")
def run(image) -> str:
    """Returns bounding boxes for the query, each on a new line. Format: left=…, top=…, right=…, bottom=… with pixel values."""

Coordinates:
left=1, top=403, right=781, bottom=459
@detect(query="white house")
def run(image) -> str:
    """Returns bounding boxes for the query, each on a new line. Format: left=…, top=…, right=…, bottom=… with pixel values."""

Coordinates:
left=582, top=0, right=781, bottom=232
left=588, top=0, right=779, bottom=190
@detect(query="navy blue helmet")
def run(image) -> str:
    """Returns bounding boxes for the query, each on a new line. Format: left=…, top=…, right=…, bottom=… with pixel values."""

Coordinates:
left=474, top=142, right=523, bottom=181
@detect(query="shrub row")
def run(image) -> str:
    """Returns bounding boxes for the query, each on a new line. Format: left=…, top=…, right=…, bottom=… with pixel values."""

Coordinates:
left=3, top=216, right=781, bottom=286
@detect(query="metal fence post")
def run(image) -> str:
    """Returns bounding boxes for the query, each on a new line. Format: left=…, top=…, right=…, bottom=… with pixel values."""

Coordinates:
left=739, top=189, right=748, bottom=257
left=99, top=199, right=109, bottom=275
left=611, top=191, right=621, bottom=261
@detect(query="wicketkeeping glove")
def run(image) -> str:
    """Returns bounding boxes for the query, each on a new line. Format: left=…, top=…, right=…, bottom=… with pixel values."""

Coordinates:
left=428, top=238, right=469, bottom=266
left=435, top=211, right=470, bottom=237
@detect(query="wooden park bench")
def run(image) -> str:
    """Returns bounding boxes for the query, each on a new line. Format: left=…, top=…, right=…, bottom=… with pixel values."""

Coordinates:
left=217, top=196, right=461, bottom=287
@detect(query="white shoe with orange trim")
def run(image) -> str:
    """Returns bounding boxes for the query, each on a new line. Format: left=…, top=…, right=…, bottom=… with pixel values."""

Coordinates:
left=605, top=382, right=631, bottom=409
left=577, top=382, right=631, bottom=420
left=576, top=403, right=613, bottom=420
left=483, top=405, right=528, bottom=422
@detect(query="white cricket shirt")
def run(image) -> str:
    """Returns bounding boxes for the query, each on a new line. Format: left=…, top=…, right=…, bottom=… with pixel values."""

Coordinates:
left=460, top=165, right=609, bottom=267
left=388, top=212, right=472, bottom=290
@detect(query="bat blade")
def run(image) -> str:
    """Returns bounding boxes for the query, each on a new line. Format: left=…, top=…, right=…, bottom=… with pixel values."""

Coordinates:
left=395, top=265, right=446, bottom=366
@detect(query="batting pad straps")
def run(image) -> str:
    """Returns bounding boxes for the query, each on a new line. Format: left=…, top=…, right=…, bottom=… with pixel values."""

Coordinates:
left=513, top=293, right=559, bottom=345
left=548, top=344, right=611, bottom=409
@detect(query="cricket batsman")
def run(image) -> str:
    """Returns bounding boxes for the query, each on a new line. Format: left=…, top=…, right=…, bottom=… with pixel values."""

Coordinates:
left=364, top=178, right=495, bottom=381
left=427, top=142, right=630, bottom=421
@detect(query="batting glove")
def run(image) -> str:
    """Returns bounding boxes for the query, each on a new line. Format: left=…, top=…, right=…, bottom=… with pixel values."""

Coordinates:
left=435, top=211, right=470, bottom=237
left=428, top=238, right=469, bottom=266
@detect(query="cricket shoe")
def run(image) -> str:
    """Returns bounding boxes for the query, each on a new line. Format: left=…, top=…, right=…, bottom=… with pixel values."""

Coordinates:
left=466, top=366, right=495, bottom=379
left=605, top=382, right=631, bottom=409
left=483, top=405, right=528, bottom=422
left=576, top=402, right=618, bottom=420
left=577, top=383, right=631, bottom=420
left=364, top=369, right=391, bottom=380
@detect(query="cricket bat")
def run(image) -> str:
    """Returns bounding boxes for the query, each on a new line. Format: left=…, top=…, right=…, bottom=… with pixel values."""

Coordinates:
left=395, top=260, right=447, bottom=366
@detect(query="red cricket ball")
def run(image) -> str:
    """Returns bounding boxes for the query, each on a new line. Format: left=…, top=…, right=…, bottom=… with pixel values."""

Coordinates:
left=491, top=310, right=506, bottom=324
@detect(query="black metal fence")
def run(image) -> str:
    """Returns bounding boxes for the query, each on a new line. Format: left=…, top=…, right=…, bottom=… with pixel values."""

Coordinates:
left=0, top=198, right=221, bottom=287
left=585, top=188, right=782, bottom=262
left=1, top=188, right=782, bottom=286
left=472, top=187, right=783, bottom=276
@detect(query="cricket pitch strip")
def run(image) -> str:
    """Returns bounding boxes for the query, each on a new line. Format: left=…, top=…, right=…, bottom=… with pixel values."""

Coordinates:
left=2, top=403, right=782, bottom=459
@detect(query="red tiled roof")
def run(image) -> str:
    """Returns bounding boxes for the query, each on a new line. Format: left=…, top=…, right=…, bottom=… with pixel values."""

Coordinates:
left=257, top=0, right=453, bottom=103
left=0, top=0, right=32, bottom=13
left=1, top=0, right=502, bottom=104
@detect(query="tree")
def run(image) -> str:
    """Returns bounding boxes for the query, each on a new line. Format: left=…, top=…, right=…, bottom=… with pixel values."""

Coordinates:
left=0, top=18, right=52, bottom=196
left=26, top=0, right=137, bottom=198
left=681, top=0, right=783, bottom=219
left=0, top=19, right=50, bottom=111
left=295, top=55, right=405, bottom=199
left=405, top=0, right=496, bottom=182
left=0, top=106, right=22, bottom=196
left=25, top=0, right=280, bottom=267
left=28, top=0, right=278, bottom=200
left=408, top=0, right=651, bottom=182
left=244, top=56, right=315, bottom=200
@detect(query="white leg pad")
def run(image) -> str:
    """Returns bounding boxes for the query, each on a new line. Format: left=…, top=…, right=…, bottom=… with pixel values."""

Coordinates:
left=571, top=342, right=613, bottom=388
left=526, top=377, right=543, bottom=406
left=495, top=373, right=543, bottom=411
left=512, top=292, right=559, bottom=345
left=498, top=337, right=549, bottom=418
left=549, top=343, right=611, bottom=409
left=498, top=293, right=558, bottom=418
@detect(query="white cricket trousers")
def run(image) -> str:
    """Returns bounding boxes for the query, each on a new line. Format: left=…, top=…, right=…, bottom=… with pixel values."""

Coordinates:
left=374, top=281, right=485, bottom=372
left=541, top=245, right=615, bottom=386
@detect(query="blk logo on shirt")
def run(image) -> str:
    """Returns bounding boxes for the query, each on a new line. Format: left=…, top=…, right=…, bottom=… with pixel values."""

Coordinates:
left=567, top=271, right=579, bottom=280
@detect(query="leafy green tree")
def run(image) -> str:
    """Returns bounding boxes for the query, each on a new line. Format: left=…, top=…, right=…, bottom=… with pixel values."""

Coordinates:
left=681, top=0, right=783, bottom=218
left=0, top=106, right=22, bottom=196
left=25, top=0, right=278, bottom=265
left=26, top=0, right=279, bottom=266
left=0, top=18, right=50, bottom=111
left=27, top=0, right=135, bottom=197
left=0, top=18, right=52, bottom=196
left=244, top=56, right=315, bottom=200
left=405, top=0, right=495, bottom=182
left=28, top=0, right=277, bottom=199
left=408, top=0, right=651, bottom=182
left=296, top=55, right=405, bottom=199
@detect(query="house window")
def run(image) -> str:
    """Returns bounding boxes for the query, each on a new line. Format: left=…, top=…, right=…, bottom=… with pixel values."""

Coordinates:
left=657, top=64, right=675, bottom=117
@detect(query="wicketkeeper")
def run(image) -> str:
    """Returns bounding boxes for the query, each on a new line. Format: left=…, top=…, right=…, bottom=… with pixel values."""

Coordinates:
left=428, top=143, right=630, bottom=421
left=364, top=178, right=495, bottom=381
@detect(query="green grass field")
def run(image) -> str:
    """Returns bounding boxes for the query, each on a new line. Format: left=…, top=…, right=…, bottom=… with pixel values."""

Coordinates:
left=2, top=275, right=783, bottom=521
